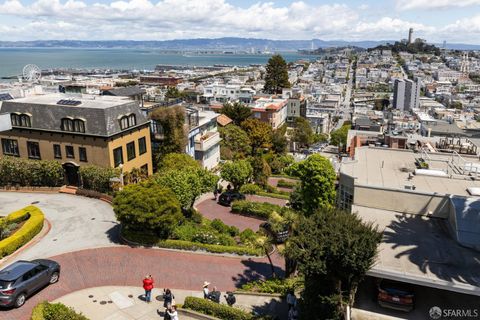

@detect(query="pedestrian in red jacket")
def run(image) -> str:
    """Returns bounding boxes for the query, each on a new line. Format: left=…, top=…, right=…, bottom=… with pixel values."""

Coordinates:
left=143, top=275, right=154, bottom=303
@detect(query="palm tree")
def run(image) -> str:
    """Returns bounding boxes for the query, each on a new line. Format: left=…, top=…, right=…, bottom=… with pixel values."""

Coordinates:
left=255, top=235, right=277, bottom=278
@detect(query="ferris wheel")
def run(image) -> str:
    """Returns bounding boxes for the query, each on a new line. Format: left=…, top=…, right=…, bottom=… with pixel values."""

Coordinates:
left=22, top=64, right=41, bottom=82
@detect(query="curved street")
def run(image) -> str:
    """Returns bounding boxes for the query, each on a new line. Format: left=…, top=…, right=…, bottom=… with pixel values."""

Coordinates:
left=0, top=193, right=284, bottom=319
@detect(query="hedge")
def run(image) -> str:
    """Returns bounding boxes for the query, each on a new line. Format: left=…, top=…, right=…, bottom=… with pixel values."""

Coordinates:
left=79, top=165, right=119, bottom=194
left=231, top=200, right=284, bottom=219
left=276, top=179, right=298, bottom=189
left=183, top=296, right=253, bottom=320
left=31, top=301, right=89, bottom=320
left=256, top=192, right=290, bottom=200
left=0, top=206, right=44, bottom=257
left=239, top=184, right=263, bottom=195
left=240, top=277, right=303, bottom=296
left=0, top=157, right=64, bottom=187
left=122, top=229, right=261, bottom=256
left=6, top=206, right=33, bottom=224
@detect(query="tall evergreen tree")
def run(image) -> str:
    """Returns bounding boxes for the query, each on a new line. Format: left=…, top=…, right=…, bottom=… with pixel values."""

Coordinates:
left=264, top=54, right=291, bottom=94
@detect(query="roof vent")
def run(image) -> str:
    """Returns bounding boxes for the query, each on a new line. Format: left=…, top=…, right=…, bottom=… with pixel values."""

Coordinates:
left=57, top=99, right=81, bottom=106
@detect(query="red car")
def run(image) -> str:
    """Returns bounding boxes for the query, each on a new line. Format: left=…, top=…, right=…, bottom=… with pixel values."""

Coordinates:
left=377, top=279, right=414, bottom=312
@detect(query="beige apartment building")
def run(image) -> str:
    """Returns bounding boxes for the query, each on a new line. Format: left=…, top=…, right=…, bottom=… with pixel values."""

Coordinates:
left=0, top=93, right=152, bottom=186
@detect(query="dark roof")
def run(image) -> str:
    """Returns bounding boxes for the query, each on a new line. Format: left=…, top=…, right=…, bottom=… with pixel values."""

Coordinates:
left=103, top=86, right=146, bottom=97
left=0, top=94, right=149, bottom=137
left=355, top=117, right=375, bottom=127
left=0, top=261, right=36, bottom=281
left=0, top=93, right=13, bottom=101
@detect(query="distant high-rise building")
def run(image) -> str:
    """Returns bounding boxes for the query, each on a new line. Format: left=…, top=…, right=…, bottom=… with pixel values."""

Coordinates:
left=408, top=28, right=413, bottom=44
left=443, top=40, right=447, bottom=49
left=393, top=79, right=420, bottom=111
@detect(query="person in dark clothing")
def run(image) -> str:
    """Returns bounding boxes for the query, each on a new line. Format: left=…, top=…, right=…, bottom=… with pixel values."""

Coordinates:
left=208, top=286, right=221, bottom=303
left=213, top=188, right=218, bottom=200
left=225, top=291, right=236, bottom=306
left=163, top=288, right=175, bottom=308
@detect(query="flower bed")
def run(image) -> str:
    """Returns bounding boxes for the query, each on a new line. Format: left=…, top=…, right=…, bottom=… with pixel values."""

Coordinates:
left=231, top=200, right=286, bottom=219
left=0, top=205, right=44, bottom=257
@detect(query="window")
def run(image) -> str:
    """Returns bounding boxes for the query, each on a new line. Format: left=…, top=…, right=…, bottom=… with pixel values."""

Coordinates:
left=140, top=164, right=148, bottom=175
left=73, top=119, right=85, bottom=133
left=138, top=137, right=147, bottom=155
left=61, top=118, right=85, bottom=133
left=65, top=145, right=74, bottom=158
left=1, top=139, right=19, bottom=156
left=120, top=114, right=137, bottom=130
left=79, top=147, right=87, bottom=162
left=128, top=114, right=136, bottom=127
left=113, top=147, right=123, bottom=167
left=53, top=144, right=62, bottom=159
left=11, top=114, right=31, bottom=127
left=126, top=141, right=136, bottom=161
left=27, top=141, right=41, bottom=159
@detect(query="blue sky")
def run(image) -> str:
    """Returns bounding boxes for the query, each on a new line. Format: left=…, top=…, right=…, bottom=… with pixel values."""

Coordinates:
left=1, top=0, right=480, bottom=43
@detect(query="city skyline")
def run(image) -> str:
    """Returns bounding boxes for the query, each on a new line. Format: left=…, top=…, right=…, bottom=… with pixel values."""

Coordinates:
left=0, top=0, right=480, bottom=44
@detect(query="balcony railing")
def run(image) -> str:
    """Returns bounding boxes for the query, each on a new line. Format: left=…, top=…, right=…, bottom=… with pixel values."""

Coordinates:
left=195, top=131, right=221, bottom=152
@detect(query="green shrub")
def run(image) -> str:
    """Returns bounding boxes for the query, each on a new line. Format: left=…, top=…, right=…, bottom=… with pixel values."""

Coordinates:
left=0, top=206, right=44, bottom=257
left=276, top=179, right=298, bottom=189
left=122, top=229, right=261, bottom=256
left=183, top=296, right=253, bottom=320
left=231, top=200, right=284, bottom=219
left=0, top=157, right=64, bottom=187
left=157, top=240, right=261, bottom=256
left=239, top=228, right=258, bottom=247
left=256, top=192, right=290, bottom=200
left=239, top=183, right=263, bottom=195
left=210, top=218, right=239, bottom=236
left=31, top=301, right=89, bottom=320
left=240, top=278, right=303, bottom=296
left=172, top=222, right=236, bottom=246
left=79, top=165, right=119, bottom=194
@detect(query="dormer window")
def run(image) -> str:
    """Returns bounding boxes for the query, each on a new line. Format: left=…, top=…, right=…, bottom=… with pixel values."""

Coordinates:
left=61, top=118, right=85, bottom=133
left=119, top=114, right=136, bottom=130
left=11, top=113, right=31, bottom=128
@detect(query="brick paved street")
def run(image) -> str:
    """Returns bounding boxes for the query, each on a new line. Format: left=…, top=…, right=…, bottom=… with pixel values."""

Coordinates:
left=0, top=246, right=284, bottom=320
left=196, top=195, right=287, bottom=231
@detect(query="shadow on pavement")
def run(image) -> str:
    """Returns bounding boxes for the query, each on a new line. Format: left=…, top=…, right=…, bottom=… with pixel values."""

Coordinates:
left=232, top=259, right=284, bottom=288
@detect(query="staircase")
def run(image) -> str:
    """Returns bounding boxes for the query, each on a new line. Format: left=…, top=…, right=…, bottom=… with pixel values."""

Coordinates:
left=59, top=185, right=78, bottom=195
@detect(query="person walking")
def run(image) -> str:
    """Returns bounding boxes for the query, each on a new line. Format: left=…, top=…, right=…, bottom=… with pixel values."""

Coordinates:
left=213, top=188, right=218, bottom=201
left=166, top=305, right=179, bottom=320
left=163, top=288, right=175, bottom=309
left=286, top=290, right=296, bottom=310
left=203, top=281, right=210, bottom=299
left=142, top=275, right=154, bottom=303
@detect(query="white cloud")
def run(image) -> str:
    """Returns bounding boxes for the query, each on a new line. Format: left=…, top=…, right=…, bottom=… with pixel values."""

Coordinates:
left=396, top=0, right=480, bottom=10
left=0, top=0, right=476, bottom=43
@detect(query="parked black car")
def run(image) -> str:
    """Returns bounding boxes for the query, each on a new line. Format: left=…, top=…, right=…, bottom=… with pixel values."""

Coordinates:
left=218, top=191, right=245, bottom=206
left=377, top=279, right=414, bottom=312
left=0, top=259, right=60, bottom=308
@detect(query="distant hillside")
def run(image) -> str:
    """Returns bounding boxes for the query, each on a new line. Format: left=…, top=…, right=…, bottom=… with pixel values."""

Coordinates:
left=0, top=38, right=478, bottom=50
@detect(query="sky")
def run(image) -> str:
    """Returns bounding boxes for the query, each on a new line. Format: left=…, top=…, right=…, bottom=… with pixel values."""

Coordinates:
left=1, top=0, right=480, bottom=44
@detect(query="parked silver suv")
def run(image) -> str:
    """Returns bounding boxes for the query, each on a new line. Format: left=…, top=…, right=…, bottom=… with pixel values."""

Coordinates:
left=0, top=259, right=60, bottom=308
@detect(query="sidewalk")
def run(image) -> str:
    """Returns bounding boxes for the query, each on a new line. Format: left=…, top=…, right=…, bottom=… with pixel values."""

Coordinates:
left=54, top=286, right=286, bottom=320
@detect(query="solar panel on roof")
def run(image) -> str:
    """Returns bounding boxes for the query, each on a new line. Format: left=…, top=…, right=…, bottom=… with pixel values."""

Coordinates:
left=0, top=93, right=13, bottom=101
left=57, top=99, right=81, bottom=106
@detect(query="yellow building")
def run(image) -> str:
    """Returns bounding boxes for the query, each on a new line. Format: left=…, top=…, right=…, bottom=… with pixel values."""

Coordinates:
left=0, top=93, right=152, bottom=186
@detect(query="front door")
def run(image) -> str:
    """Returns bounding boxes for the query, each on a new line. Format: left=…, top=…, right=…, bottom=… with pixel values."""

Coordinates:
left=63, top=163, right=79, bottom=186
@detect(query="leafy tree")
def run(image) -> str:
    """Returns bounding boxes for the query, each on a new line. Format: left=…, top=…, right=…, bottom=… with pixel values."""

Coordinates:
left=113, top=183, right=182, bottom=239
left=219, top=125, right=252, bottom=160
left=220, top=160, right=253, bottom=190
left=154, top=168, right=218, bottom=210
left=264, top=54, right=291, bottom=94
left=221, top=102, right=252, bottom=126
left=330, top=124, right=351, bottom=149
left=250, top=156, right=271, bottom=187
left=158, top=153, right=200, bottom=171
left=266, top=154, right=295, bottom=174
left=241, top=118, right=273, bottom=154
left=271, top=125, right=288, bottom=154
left=285, top=208, right=381, bottom=319
left=292, top=117, right=314, bottom=148
left=165, top=86, right=186, bottom=100
left=287, top=154, right=336, bottom=215
left=150, top=105, right=187, bottom=164
left=312, top=133, right=328, bottom=144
